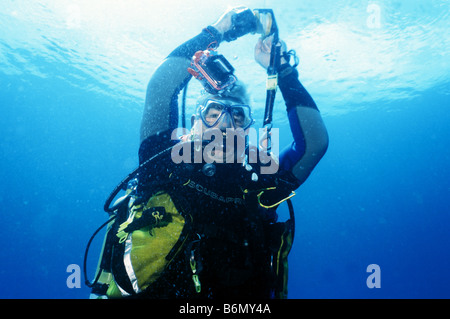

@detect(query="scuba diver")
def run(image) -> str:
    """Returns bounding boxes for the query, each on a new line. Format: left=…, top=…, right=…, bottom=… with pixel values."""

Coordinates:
left=85, top=6, right=328, bottom=299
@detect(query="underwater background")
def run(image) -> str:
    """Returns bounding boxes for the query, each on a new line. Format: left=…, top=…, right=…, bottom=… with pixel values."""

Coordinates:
left=1, top=0, right=449, bottom=299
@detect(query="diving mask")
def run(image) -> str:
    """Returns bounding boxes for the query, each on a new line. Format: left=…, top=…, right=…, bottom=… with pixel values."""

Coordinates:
left=198, top=99, right=254, bottom=130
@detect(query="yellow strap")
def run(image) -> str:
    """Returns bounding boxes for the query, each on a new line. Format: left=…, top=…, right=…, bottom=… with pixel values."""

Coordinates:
left=192, top=275, right=201, bottom=293
left=257, top=189, right=296, bottom=209
left=116, top=208, right=137, bottom=243
left=190, top=257, right=201, bottom=293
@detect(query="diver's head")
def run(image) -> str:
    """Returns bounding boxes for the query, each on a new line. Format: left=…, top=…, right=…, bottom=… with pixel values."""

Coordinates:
left=190, top=81, right=254, bottom=163
left=191, top=81, right=253, bottom=136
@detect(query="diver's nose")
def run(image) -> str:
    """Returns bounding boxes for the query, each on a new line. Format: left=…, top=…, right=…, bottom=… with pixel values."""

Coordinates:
left=217, top=112, right=233, bottom=130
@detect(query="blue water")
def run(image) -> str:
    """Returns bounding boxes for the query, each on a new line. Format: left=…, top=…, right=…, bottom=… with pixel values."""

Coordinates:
left=1, top=0, right=449, bottom=299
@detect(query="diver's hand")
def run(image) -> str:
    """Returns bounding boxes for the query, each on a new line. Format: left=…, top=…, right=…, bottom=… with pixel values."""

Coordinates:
left=254, top=35, right=288, bottom=69
left=212, top=6, right=256, bottom=41
left=212, top=6, right=247, bottom=35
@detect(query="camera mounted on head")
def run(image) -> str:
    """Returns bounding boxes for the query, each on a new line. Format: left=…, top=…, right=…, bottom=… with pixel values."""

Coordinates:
left=188, top=49, right=237, bottom=95
left=188, top=49, right=237, bottom=94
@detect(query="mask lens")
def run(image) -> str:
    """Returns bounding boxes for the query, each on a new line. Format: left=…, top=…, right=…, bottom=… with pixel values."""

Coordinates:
left=230, top=105, right=252, bottom=129
left=201, top=101, right=225, bottom=127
